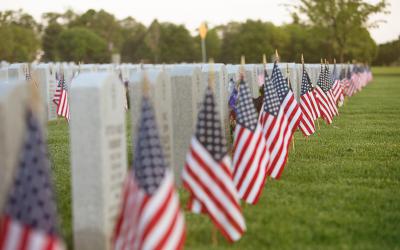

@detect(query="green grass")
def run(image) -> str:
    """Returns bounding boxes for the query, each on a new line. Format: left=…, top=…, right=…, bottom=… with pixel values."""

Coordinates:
left=48, top=67, right=400, bottom=249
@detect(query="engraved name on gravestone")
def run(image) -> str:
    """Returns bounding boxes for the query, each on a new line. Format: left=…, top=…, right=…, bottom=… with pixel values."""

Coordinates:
left=201, top=64, right=230, bottom=141
left=129, top=69, right=174, bottom=173
left=70, top=73, right=127, bottom=250
left=169, top=66, right=202, bottom=184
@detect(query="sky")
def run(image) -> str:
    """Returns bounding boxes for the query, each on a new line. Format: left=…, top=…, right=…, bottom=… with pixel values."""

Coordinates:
left=1, top=0, right=399, bottom=44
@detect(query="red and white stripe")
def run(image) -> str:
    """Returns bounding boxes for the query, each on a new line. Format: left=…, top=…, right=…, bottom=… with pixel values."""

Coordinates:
left=326, top=88, right=338, bottom=116
left=314, top=86, right=333, bottom=124
left=332, top=80, right=344, bottom=104
left=56, top=89, right=70, bottom=121
left=232, top=123, right=269, bottom=204
left=182, top=138, right=246, bottom=242
left=113, top=172, right=185, bottom=250
left=310, top=89, right=321, bottom=120
left=259, top=92, right=302, bottom=179
left=299, top=92, right=316, bottom=136
left=0, top=216, right=65, bottom=250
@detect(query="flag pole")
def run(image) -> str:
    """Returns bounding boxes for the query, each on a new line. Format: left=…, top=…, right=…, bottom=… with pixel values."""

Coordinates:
left=240, top=55, right=245, bottom=82
left=263, top=53, right=267, bottom=68
left=275, top=49, right=279, bottom=63
left=208, top=58, right=215, bottom=92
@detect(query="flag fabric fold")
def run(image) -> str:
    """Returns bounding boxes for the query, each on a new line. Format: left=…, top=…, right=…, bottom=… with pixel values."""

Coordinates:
left=113, top=96, right=185, bottom=250
left=298, top=67, right=317, bottom=136
left=315, top=66, right=334, bottom=124
left=0, top=111, right=65, bottom=250
left=182, top=86, right=246, bottom=242
left=232, top=78, right=269, bottom=205
left=259, top=63, right=302, bottom=179
left=53, top=73, right=70, bottom=121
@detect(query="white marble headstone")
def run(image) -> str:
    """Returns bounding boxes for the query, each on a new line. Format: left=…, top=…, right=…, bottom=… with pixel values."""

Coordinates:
left=0, top=80, right=29, bottom=211
left=69, top=72, right=127, bottom=250
left=8, top=63, right=27, bottom=81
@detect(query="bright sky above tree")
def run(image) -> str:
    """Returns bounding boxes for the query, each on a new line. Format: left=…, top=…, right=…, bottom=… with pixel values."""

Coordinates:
left=1, top=0, right=398, bottom=44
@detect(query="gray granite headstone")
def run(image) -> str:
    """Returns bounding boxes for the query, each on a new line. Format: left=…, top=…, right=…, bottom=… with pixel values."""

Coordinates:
left=200, top=64, right=230, bottom=143
left=129, top=69, right=174, bottom=175
left=168, top=66, right=202, bottom=184
left=69, top=72, right=127, bottom=250
left=33, top=64, right=58, bottom=121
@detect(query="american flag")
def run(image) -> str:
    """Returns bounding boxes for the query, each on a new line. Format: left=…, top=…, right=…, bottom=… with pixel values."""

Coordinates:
left=259, top=63, right=302, bottom=179
left=315, top=66, right=334, bottom=124
left=232, top=78, right=269, bottom=205
left=331, top=64, right=344, bottom=105
left=228, top=78, right=239, bottom=114
left=181, top=86, right=245, bottom=242
left=0, top=112, right=65, bottom=250
left=113, top=96, right=185, bottom=250
left=53, top=73, right=70, bottom=121
left=298, top=67, right=317, bottom=136
left=324, top=65, right=339, bottom=116
left=341, top=67, right=353, bottom=97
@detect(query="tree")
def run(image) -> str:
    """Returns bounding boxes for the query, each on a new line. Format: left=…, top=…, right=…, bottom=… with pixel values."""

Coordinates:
left=119, top=17, right=147, bottom=62
left=68, top=9, right=123, bottom=53
left=193, top=28, right=222, bottom=62
left=56, top=27, right=110, bottom=63
left=0, top=10, right=40, bottom=62
left=373, top=37, right=400, bottom=66
left=219, top=20, right=289, bottom=63
left=42, top=22, right=64, bottom=61
left=292, top=0, right=388, bottom=63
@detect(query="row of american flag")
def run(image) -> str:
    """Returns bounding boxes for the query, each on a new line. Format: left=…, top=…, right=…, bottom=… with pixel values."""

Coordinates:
left=1, top=61, right=372, bottom=250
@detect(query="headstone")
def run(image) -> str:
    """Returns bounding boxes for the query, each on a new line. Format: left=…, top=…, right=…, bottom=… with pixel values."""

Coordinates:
left=0, top=80, right=46, bottom=208
left=168, top=66, right=203, bottom=184
left=0, top=68, right=8, bottom=83
left=0, top=80, right=29, bottom=211
left=244, top=64, right=261, bottom=98
left=200, top=64, right=230, bottom=143
left=130, top=69, right=174, bottom=174
left=8, top=63, right=27, bottom=80
left=69, top=72, right=127, bottom=250
left=33, top=64, right=58, bottom=121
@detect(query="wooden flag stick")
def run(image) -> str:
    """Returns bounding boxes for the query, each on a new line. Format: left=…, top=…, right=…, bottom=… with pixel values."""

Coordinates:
left=292, top=136, right=295, bottom=152
left=275, top=49, right=279, bottom=62
left=208, top=58, right=215, bottom=91
left=211, top=221, right=218, bottom=246
left=240, top=55, right=245, bottom=81
left=262, top=54, right=267, bottom=66
left=142, top=72, right=150, bottom=97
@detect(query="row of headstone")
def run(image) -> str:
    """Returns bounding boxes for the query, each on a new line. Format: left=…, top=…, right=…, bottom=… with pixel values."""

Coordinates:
left=0, top=61, right=349, bottom=250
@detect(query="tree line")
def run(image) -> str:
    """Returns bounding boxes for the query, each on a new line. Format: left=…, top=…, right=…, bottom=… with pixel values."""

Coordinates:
left=0, top=0, right=396, bottom=65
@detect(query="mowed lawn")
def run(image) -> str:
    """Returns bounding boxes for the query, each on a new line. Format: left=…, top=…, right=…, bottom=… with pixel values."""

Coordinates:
left=48, top=67, right=400, bottom=249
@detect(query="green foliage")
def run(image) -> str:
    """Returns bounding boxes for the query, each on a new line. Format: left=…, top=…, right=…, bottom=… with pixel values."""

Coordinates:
left=49, top=68, right=400, bottom=249
left=218, top=20, right=289, bottom=63
left=0, top=6, right=390, bottom=64
left=42, top=23, right=63, bottom=61
left=68, top=9, right=122, bottom=53
left=373, top=38, right=400, bottom=66
left=292, top=0, right=388, bottom=63
left=56, top=27, right=110, bottom=63
left=193, top=28, right=222, bottom=61
left=0, top=10, right=40, bottom=62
